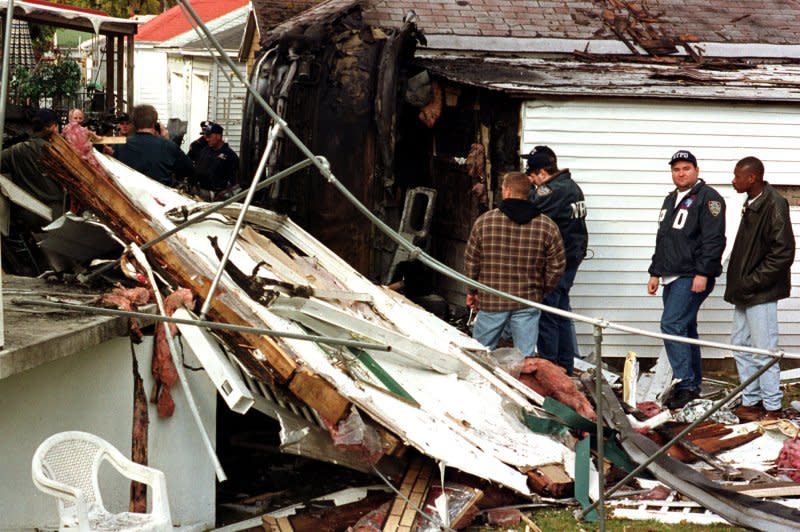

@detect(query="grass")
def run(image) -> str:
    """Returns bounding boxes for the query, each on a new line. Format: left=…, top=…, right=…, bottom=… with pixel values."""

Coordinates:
left=465, top=507, right=747, bottom=531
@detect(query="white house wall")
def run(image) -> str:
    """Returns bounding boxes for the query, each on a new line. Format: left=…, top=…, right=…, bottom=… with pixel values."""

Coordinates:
left=521, top=98, right=800, bottom=358
left=210, top=59, right=246, bottom=154
left=166, top=54, right=245, bottom=155
left=133, top=47, right=169, bottom=121
left=0, top=335, right=216, bottom=530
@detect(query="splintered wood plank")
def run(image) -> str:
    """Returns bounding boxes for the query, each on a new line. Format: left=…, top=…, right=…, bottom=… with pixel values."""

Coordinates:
left=262, top=515, right=294, bottom=532
left=288, top=370, right=350, bottom=424
left=41, top=134, right=353, bottom=423
left=383, top=455, right=434, bottom=532
left=527, top=463, right=574, bottom=498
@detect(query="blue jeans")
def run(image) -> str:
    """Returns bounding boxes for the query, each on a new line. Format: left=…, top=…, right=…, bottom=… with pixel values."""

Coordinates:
left=537, top=265, right=579, bottom=375
left=472, top=307, right=541, bottom=357
left=661, top=276, right=714, bottom=392
left=731, top=302, right=782, bottom=411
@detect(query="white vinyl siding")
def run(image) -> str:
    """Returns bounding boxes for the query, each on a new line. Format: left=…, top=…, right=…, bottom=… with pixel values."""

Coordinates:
left=210, top=60, right=246, bottom=154
left=133, top=48, right=169, bottom=120
left=522, top=98, right=800, bottom=358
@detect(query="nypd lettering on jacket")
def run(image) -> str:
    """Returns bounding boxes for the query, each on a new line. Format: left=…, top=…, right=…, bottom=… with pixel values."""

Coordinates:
left=648, top=178, right=727, bottom=279
left=529, top=169, right=588, bottom=268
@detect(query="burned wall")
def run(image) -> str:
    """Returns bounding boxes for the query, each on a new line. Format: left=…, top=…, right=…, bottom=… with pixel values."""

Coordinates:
left=390, top=81, right=521, bottom=306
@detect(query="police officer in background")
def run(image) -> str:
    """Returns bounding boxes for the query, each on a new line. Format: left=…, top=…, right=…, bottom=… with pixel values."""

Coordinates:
left=526, top=145, right=588, bottom=375
left=189, top=121, right=240, bottom=200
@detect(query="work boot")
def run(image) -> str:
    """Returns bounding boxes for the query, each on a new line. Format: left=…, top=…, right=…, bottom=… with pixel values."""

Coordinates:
left=762, top=409, right=784, bottom=421
left=734, top=403, right=764, bottom=422
left=666, top=388, right=700, bottom=410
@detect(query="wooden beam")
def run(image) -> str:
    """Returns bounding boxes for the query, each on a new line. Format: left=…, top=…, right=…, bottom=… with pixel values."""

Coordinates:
left=40, top=134, right=353, bottom=424
left=126, top=34, right=134, bottom=112
left=383, top=455, right=434, bottom=532
left=116, top=35, right=124, bottom=113
left=105, top=36, right=115, bottom=111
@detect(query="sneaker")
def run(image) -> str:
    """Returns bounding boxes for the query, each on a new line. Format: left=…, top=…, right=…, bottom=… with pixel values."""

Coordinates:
left=666, top=388, right=700, bottom=410
left=762, top=409, right=784, bottom=421
left=734, top=403, right=764, bottom=422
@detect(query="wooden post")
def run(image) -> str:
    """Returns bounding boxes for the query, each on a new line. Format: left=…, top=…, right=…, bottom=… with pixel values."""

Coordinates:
left=116, top=35, right=124, bottom=113
left=126, top=34, right=135, bottom=112
left=105, top=33, right=115, bottom=111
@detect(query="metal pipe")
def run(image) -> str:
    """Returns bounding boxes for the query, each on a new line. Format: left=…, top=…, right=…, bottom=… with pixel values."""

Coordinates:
left=129, top=244, right=227, bottom=481
left=593, top=324, right=605, bottom=530
left=198, top=121, right=282, bottom=319
left=0, top=1, right=16, bottom=148
left=12, top=298, right=393, bottom=351
left=578, top=351, right=783, bottom=520
left=172, top=0, right=800, bottom=364
left=0, top=1, right=15, bottom=351
left=84, top=158, right=313, bottom=281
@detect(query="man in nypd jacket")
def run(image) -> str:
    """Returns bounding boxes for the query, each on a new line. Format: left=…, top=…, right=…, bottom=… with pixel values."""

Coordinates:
left=647, top=150, right=726, bottom=409
left=527, top=146, right=588, bottom=375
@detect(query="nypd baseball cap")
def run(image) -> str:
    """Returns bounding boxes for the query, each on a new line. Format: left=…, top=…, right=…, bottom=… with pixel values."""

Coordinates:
left=202, top=121, right=223, bottom=135
left=669, top=150, right=697, bottom=166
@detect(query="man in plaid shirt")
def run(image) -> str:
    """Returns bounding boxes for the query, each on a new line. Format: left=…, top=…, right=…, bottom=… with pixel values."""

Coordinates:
left=465, top=171, right=566, bottom=356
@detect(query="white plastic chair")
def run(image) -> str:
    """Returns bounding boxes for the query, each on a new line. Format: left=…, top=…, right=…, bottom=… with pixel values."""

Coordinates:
left=31, top=431, right=172, bottom=532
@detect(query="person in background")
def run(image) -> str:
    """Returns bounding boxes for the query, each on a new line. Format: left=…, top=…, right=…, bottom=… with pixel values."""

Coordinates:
left=189, top=121, right=239, bottom=200
left=725, top=156, right=795, bottom=422
left=647, top=150, right=726, bottom=410
left=116, top=113, right=133, bottom=137
left=1, top=108, right=66, bottom=226
left=465, top=171, right=565, bottom=357
left=67, top=108, right=85, bottom=125
left=112, top=104, right=193, bottom=187
left=526, top=145, right=588, bottom=375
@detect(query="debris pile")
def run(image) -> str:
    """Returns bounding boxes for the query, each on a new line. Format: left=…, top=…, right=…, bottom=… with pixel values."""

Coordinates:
left=19, top=134, right=800, bottom=529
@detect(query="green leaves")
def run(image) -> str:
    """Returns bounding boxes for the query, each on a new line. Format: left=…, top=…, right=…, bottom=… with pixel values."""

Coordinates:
left=11, top=57, right=83, bottom=102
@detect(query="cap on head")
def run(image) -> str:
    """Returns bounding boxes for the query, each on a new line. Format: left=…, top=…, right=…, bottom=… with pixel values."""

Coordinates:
left=116, top=112, right=131, bottom=123
left=669, top=150, right=697, bottom=167
left=35, top=108, right=58, bottom=126
left=525, top=145, right=557, bottom=174
left=202, top=121, right=223, bottom=135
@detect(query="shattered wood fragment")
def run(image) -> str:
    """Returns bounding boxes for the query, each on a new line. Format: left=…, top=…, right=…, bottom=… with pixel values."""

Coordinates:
left=288, top=370, right=351, bottom=424
left=129, top=341, right=148, bottom=513
left=284, top=491, right=394, bottom=532
left=526, top=464, right=573, bottom=498
left=263, top=515, right=294, bottom=532
left=41, top=134, right=354, bottom=424
left=383, top=455, right=434, bottom=532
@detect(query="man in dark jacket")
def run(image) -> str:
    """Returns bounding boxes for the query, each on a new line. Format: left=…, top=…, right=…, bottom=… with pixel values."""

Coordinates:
left=189, top=121, right=239, bottom=200
left=725, top=156, right=795, bottom=422
left=113, top=104, right=193, bottom=187
left=526, top=146, right=587, bottom=375
left=465, top=171, right=565, bottom=356
left=647, top=150, right=726, bottom=409
left=1, top=108, right=66, bottom=228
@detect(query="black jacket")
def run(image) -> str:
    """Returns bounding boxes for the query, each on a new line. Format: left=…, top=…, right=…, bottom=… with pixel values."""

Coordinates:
left=113, top=132, right=194, bottom=187
left=529, top=170, right=588, bottom=268
left=724, top=183, right=795, bottom=306
left=191, top=142, right=239, bottom=191
left=648, top=179, right=726, bottom=278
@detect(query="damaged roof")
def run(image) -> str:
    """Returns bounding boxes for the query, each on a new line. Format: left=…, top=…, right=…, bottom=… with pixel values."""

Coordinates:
left=255, top=0, right=800, bottom=54
left=362, top=0, right=800, bottom=45
left=415, top=53, right=800, bottom=101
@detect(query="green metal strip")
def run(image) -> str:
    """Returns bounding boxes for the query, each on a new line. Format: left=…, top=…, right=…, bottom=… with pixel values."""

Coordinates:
left=543, top=396, right=614, bottom=437
left=575, top=436, right=598, bottom=523
left=351, top=348, right=418, bottom=405
left=539, top=397, right=637, bottom=473
left=523, top=411, right=571, bottom=438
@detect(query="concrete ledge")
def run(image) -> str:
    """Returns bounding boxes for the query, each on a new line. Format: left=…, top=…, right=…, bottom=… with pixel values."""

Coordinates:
left=0, top=275, right=151, bottom=379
